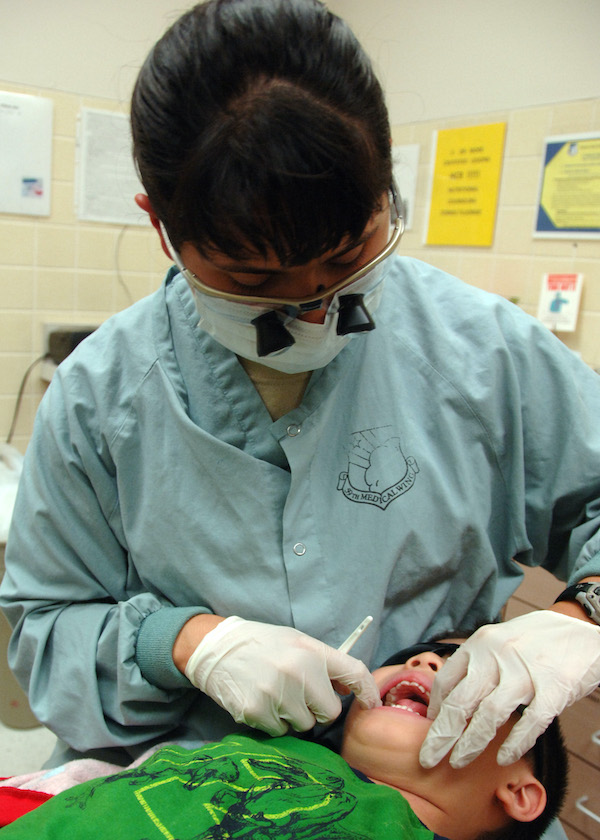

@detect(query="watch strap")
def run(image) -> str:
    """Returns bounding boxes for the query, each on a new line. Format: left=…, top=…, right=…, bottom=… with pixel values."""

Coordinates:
left=554, top=583, right=600, bottom=626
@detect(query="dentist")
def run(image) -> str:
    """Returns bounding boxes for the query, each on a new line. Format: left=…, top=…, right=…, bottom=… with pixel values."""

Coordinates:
left=2, top=7, right=599, bottom=824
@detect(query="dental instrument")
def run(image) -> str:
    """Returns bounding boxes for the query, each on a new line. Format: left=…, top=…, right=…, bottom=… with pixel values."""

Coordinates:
left=337, top=615, right=373, bottom=654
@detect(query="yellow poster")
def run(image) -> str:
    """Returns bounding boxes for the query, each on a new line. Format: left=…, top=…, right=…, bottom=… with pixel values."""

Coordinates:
left=426, top=122, right=506, bottom=246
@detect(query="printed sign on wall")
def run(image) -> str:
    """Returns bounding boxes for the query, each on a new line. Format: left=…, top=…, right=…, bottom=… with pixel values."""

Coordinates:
left=535, top=133, right=600, bottom=238
left=76, top=108, right=148, bottom=226
left=537, top=273, right=583, bottom=332
left=426, top=122, right=506, bottom=247
left=391, top=144, right=419, bottom=231
left=0, top=91, right=53, bottom=217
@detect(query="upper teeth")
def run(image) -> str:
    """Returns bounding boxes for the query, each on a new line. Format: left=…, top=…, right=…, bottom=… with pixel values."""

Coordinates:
left=384, top=679, right=430, bottom=707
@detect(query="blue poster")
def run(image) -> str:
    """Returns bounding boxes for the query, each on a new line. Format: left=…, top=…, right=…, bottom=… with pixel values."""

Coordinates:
left=535, top=133, right=600, bottom=238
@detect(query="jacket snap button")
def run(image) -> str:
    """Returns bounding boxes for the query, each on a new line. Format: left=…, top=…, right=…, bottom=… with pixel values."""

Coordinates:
left=293, top=543, right=306, bottom=556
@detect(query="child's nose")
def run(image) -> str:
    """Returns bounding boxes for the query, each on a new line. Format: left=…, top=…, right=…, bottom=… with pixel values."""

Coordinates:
left=404, top=651, right=445, bottom=672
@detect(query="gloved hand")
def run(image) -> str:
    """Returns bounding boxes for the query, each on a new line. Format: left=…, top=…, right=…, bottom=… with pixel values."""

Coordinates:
left=419, top=610, right=600, bottom=769
left=185, top=616, right=381, bottom=736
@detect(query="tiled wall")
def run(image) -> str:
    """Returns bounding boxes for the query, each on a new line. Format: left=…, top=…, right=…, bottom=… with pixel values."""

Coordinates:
left=0, top=83, right=171, bottom=453
left=393, top=96, right=600, bottom=369
left=1, top=84, right=599, bottom=453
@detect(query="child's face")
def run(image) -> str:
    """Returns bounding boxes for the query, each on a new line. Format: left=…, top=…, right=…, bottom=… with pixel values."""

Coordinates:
left=340, top=644, right=531, bottom=840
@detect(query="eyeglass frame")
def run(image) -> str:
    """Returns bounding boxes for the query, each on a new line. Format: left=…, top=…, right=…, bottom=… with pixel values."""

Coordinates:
left=167, top=183, right=405, bottom=310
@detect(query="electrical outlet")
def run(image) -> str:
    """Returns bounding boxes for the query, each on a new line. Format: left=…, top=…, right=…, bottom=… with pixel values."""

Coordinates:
left=42, top=323, right=97, bottom=356
left=41, top=323, right=99, bottom=381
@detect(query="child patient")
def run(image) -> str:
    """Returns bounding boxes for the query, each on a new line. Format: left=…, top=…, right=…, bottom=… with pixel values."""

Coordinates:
left=0, top=640, right=567, bottom=840
left=340, top=640, right=567, bottom=840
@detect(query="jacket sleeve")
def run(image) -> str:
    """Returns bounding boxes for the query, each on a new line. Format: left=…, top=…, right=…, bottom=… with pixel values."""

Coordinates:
left=477, top=298, right=600, bottom=584
left=0, top=365, right=204, bottom=753
left=395, top=260, right=600, bottom=589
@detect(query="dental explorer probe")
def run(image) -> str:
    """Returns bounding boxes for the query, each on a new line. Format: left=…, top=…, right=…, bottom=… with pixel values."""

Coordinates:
left=337, top=615, right=373, bottom=654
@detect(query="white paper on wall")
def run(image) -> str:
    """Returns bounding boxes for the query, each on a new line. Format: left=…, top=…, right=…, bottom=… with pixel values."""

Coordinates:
left=0, top=91, right=53, bottom=217
left=76, top=108, right=148, bottom=226
left=392, top=144, right=420, bottom=231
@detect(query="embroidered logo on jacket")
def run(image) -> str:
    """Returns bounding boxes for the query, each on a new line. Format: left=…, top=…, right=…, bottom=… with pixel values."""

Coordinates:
left=338, top=426, right=419, bottom=510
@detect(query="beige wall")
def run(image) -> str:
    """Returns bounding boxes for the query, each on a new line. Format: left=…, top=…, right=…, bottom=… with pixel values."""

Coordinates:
left=1, top=81, right=600, bottom=453
left=5, top=1, right=600, bottom=126
left=393, top=97, right=600, bottom=369
left=0, top=82, right=171, bottom=453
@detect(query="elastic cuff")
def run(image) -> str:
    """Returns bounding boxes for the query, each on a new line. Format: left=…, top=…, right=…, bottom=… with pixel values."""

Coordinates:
left=136, top=606, right=210, bottom=690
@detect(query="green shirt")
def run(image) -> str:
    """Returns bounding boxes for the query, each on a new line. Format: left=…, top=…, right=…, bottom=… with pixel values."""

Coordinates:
left=1, top=734, right=435, bottom=839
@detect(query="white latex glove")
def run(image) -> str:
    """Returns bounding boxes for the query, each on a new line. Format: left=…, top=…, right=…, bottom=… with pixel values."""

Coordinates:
left=419, top=610, right=600, bottom=769
left=185, top=616, right=382, bottom=736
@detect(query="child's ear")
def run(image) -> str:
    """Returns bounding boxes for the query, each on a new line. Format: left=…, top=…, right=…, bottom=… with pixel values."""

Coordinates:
left=135, top=194, right=172, bottom=260
left=495, top=772, right=547, bottom=823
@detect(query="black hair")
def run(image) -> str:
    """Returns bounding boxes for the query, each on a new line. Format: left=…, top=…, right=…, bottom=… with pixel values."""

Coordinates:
left=131, top=0, right=392, bottom=263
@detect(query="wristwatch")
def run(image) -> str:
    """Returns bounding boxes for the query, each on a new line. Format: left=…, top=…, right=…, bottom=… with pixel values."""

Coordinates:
left=555, top=583, right=600, bottom=626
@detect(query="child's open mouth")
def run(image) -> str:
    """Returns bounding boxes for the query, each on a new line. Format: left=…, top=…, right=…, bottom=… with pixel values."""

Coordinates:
left=382, top=674, right=431, bottom=717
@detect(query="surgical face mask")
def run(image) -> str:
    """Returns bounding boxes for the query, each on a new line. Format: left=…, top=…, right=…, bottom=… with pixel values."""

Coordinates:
left=190, top=256, right=391, bottom=374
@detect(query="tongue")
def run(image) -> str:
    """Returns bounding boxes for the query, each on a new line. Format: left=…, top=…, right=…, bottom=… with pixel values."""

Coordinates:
left=390, top=697, right=427, bottom=716
left=385, top=685, right=428, bottom=716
